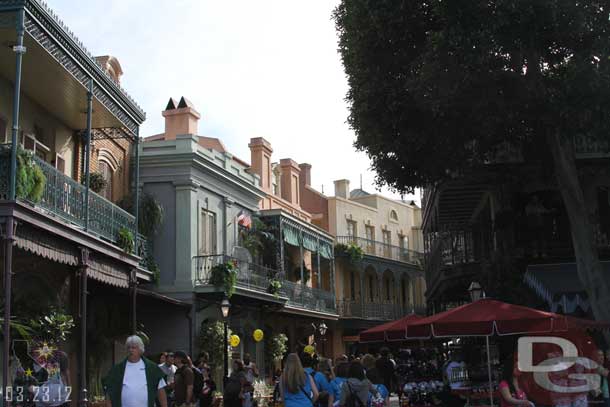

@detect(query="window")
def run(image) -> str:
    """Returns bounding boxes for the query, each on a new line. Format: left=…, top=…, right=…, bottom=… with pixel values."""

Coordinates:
left=365, top=225, right=375, bottom=241
left=382, top=230, right=391, bottom=245
left=199, top=209, right=217, bottom=255
left=99, top=161, right=113, bottom=201
left=347, top=220, right=357, bottom=240
left=390, top=210, right=398, bottom=221
left=399, top=235, right=409, bottom=250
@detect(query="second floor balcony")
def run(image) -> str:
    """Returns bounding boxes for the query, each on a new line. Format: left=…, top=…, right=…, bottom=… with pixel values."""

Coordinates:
left=337, top=299, right=426, bottom=320
left=337, top=235, right=423, bottom=265
left=193, top=254, right=337, bottom=314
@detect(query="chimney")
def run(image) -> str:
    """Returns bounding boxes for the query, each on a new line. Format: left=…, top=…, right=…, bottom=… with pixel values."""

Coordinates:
left=95, top=55, right=123, bottom=84
left=334, top=179, right=350, bottom=199
left=162, top=96, right=201, bottom=140
left=280, top=158, right=301, bottom=204
left=248, top=137, right=273, bottom=191
left=299, top=163, right=311, bottom=187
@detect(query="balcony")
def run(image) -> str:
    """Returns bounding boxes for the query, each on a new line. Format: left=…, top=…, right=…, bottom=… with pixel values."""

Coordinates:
left=0, top=146, right=144, bottom=248
left=337, top=299, right=426, bottom=320
left=337, top=236, right=423, bottom=265
left=193, top=254, right=337, bottom=314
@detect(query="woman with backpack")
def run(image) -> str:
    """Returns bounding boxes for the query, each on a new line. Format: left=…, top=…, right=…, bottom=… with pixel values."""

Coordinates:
left=365, top=368, right=389, bottom=407
left=339, top=362, right=379, bottom=407
left=330, top=362, right=349, bottom=407
left=280, top=353, right=320, bottom=407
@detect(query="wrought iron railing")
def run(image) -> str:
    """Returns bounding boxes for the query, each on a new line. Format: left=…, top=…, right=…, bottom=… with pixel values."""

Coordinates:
left=193, top=255, right=337, bottom=313
left=193, top=254, right=280, bottom=293
left=337, top=299, right=426, bottom=320
left=0, top=146, right=137, bottom=246
left=337, top=236, right=424, bottom=265
left=281, top=280, right=336, bottom=313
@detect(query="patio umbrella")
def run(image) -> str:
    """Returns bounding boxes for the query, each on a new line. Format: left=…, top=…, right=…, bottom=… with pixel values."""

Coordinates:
left=359, top=314, right=422, bottom=343
left=405, top=298, right=577, bottom=339
left=405, top=298, right=609, bottom=407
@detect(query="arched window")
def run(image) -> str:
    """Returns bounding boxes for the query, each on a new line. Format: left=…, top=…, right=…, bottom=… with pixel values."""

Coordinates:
left=99, top=161, right=113, bottom=201
left=390, top=210, right=398, bottom=221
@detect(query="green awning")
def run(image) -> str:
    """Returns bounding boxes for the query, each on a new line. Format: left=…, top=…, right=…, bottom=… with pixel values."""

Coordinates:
left=283, top=224, right=300, bottom=247
left=319, top=242, right=333, bottom=260
left=303, top=234, right=318, bottom=252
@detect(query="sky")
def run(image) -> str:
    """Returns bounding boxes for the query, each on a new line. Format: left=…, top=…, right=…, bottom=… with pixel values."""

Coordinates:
left=47, top=0, right=419, bottom=203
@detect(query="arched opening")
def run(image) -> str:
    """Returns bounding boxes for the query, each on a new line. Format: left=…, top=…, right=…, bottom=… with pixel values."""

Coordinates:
left=363, top=265, right=378, bottom=303
left=382, top=269, right=394, bottom=302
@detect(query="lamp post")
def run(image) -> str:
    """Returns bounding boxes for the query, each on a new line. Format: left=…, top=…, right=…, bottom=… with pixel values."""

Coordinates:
left=221, top=297, right=231, bottom=386
left=312, top=322, right=328, bottom=355
left=468, top=282, right=493, bottom=407
left=468, top=281, right=483, bottom=302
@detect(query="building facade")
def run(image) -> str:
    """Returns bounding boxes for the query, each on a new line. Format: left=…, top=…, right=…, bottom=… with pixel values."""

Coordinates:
left=0, top=0, right=151, bottom=403
left=139, top=99, right=338, bottom=375
left=299, top=173, right=426, bottom=355
left=422, top=138, right=610, bottom=316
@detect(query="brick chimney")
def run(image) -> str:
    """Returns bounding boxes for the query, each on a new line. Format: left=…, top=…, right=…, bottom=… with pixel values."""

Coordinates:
left=248, top=137, right=273, bottom=191
left=299, top=163, right=311, bottom=187
left=334, top=179, right=350, bottom=199
left=162, top=96, right=201, bottom=140
left=280, top=159, right=301, bottom=204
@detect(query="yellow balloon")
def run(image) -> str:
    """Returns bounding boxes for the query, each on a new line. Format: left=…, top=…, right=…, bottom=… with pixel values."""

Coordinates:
left=230, top=334, right=240, bottom=348
left=253, top=329, right=264, bottom=342
left=304, top=345, right=315, bottom=355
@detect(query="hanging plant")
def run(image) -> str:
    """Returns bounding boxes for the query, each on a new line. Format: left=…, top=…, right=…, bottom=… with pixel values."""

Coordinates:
left=118, top=193, right=165, bottom=238
left=144, top=255, right=160, bottom=285
left=29, top=308, right=75, bottom=343
left=240, top=217, right=275, bottom=257
left=209, top=260, right=239, bottom=298
left=264, top=333, right=288, bottom=369
left=117, top=227, right=134, bottom=253
left=81, top=172, right=107, bottom=194
left=267, top=279, right=282, bottom=298
left=16, top=149, right=46, bottom=203
left=334, top=243, right=364, bottom=263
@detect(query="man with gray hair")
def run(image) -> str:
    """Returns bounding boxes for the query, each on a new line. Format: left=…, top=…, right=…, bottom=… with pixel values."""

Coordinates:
left=103, top=335, right=168, bottom=407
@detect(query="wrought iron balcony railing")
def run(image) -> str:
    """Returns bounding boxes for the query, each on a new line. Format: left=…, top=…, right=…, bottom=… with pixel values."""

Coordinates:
left=193, top=254, right=337, bottom=313
left=337, top=236, right=424, bottom=265
left=281, top=280, right=336, bottom=314
left=0, top=146, right=137, bottom=247
left=337, top=299, right=426, bottom=320
left=193, top=254, right=279, bottom=293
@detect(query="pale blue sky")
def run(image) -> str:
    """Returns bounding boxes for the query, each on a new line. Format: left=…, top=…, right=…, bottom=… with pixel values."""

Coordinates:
left=46, top=0, right=418, bottom=203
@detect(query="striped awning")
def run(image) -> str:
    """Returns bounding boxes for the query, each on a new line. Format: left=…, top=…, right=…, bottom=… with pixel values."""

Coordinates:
left=524, top=263, right=594, bottom=314
left=281, top=217, right=334, bottom=259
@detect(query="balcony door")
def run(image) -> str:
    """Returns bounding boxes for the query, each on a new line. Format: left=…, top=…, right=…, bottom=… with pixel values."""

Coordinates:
left=199, top=209, right=217, bottom=256
left=365, top=225, right=375, bottom=254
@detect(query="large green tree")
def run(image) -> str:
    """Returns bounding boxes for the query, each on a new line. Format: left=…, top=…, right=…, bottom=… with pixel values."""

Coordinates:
left=334, top=0, right=610, bottom=318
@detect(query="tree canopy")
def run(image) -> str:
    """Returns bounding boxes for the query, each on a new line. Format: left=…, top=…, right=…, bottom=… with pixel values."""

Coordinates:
left=334, top=0, right=610, bottom=193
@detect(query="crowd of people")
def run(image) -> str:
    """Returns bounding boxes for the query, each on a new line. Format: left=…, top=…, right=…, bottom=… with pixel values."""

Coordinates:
left=102, top=336, right=396, bottom=407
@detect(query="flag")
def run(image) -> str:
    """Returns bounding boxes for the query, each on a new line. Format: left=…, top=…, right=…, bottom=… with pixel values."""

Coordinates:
left=237, top=210, right=252, bottom=229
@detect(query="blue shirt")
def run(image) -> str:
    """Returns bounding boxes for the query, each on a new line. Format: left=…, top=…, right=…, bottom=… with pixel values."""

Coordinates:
left=284, top=375, right=313, bottom=407
left=330, top=377, right=346, bottom=404
left=368, top=384, right=389, bottom=407
left=305, top=367, right=331, bottom=393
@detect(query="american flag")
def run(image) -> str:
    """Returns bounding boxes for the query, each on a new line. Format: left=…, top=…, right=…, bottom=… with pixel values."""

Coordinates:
left=237, top=210, right=252, bottom=229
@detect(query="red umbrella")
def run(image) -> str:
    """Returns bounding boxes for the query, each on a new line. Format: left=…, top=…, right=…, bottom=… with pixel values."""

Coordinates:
left=405, top=298, right=576, bottom=338
left=359, top=314, right=422, bottom=343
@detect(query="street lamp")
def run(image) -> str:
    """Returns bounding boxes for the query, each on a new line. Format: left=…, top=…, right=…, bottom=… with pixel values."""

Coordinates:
left=318, top=322, right=328, bottom=336
left=221, top=297, right=231, bottom=385
left=468, top=281, right=483, bottom=302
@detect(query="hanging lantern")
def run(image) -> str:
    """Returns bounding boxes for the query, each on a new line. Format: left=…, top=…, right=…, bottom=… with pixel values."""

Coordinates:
left=304, top=345, right=315, bottom=355
left=230, top=334, right=241, bottom=348
left=253, top=329, right=264, bottom=342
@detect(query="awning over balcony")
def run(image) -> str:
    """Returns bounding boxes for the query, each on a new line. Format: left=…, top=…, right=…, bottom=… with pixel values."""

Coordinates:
left=524, top=263, right=595, bottom=314
left=279, top=215, right=334, bottom=259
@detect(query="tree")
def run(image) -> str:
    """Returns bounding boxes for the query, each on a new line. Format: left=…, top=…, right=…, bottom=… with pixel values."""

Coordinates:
left=334, top=0, right=610, bottom=319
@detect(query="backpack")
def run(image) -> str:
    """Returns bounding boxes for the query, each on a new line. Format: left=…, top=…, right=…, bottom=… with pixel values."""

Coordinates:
left=193, top=368, right=204, bottom=400
left=344, top=383, right=364, bottom=407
